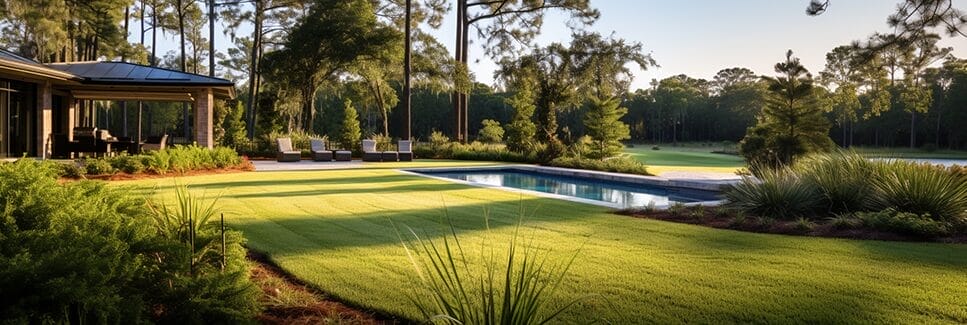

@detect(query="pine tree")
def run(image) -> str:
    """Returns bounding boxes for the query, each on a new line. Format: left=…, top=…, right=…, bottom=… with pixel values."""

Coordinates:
left=504, top=81, right=538, bottom=153
left=337, top=99, right=362, bottom=152
left=477, top=119, right=504, bottom=143
left=583, top=96, right=631, bottom=159
left=740, top=50, right=833, bottom=167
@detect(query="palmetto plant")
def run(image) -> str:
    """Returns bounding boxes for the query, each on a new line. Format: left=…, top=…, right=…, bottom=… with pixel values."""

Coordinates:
left=397, top=213, right=584, bottom=325
left=148, top=184, right=222, bottom=273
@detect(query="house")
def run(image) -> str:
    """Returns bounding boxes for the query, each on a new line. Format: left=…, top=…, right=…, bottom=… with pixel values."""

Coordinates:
left=0, top=49, right=235, bottom=158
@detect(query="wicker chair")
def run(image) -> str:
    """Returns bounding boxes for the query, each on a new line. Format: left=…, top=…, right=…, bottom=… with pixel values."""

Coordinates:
left=362, top=139, right=382, bottom=162
left=276, top=137, right=301, bottom=162
left=398, top=140, right=413, bottom=161
left=310, top=138, right=333, bottom=161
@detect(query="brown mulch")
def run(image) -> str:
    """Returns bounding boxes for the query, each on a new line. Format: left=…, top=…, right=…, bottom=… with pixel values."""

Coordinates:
left=618, top=207, right=967, bottom=244
left=247, top=251, right=399, bottom=325
left=73, top=160, right=257, bottom=181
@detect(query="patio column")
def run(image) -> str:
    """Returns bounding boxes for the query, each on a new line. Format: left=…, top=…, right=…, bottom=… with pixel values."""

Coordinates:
left=36, top=81, right=52, bottom=158
left=194, top=87, right=214, bottom=148
left=66, top=94, right=76, bottom=141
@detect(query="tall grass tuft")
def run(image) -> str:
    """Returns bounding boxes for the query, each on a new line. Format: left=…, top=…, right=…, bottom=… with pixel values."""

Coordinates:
left=397, top=215, right=583, bottom=324
left=869, top=161, right=967, bottom=222
left=724, top=168, right=821, bottom=220
left=793, top=150, right=876, bottom=213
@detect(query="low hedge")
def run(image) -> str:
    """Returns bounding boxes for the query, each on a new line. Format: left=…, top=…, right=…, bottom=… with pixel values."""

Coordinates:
left=70, top=145, right=247, bottom=178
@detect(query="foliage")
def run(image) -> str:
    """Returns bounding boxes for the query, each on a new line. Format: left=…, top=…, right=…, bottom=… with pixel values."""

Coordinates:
left=335, top=99, right=363, bottom=152
left=854, top=209, right=952, bottom=237
left=84, top=157, right=116, bottom=175
left=111, top=154, right=145, bottom=174
left=476, top=119, right=505, bottom=144
left=739, top=50, right=833, bottom=168
left=505, top=80, right=539, bottom=153
left=724, top=168, right=822, bottom=220
left=583, top=96, right=631, bottom=159
left=141, top=146, right=244, bottom=175
left=398, top=218, right=581, bottom=325
left=219, top=100, right=249, bottom=148
left=0, top=160, right=258, bottom=323
left=793, top=151, right=876, bottom=213
left=868, top=160, right=967, bottom=222
left=56, top=161, right=86, bottom=179
left=548, top=156, right=650, bottom=176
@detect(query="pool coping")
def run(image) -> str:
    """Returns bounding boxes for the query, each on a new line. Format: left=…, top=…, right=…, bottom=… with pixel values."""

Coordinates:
left=399, top=164, right=730, bottom=209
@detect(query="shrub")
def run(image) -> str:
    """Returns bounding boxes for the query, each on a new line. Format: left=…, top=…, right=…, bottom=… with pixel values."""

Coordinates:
left=724, top=168, right=821, bottom=220
left=855, top=209, right=951, bottom=238
left=111, top=154, right=145, bottom=174
left=144, top=149, right=171, bottom=174
left=477, top=119, right=505, bottom=144
left=869, top=161, right=967, bottom=222
left=0, top=160, right=259, bottom=323
left=827, top=214, right=861, bottom=229
left=548, top=156, right=650, bottom=176
left=84, top=157, right=115, bottom=175
left=429, top=130, right=451, bottom=151
left=793, top=151, right=875, bottom=213
left=56, top=161, right=86, bottom=179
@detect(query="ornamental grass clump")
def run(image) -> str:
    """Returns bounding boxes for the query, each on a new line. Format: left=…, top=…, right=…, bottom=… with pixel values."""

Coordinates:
left=397, top=215, right=584, bottom=325
left=868, top=161, right=967, bottom=223
left=724, top=167, right=822, bottom=220
left=793, top=151, right=876, bottom=213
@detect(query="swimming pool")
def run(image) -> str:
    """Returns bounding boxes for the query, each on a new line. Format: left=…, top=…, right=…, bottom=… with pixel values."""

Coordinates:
left=409, top=167, right=722, bottom=208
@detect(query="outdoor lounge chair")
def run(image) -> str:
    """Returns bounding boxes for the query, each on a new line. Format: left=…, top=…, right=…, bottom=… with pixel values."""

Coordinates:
left=398, top=140, right=413, bottom=161
left=310, top=138, right=333, bottom=161
left=334, top=148, right=352, bottom=161
left=276, top=137, right=301, bottom=162
left=362, top=139, right=382, bottom=162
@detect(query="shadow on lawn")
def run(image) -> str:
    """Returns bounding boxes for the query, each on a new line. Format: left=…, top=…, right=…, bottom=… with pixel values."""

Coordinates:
left=227, top=182, right=474, bottom=199
left=147, top=174, right=416, bottom=191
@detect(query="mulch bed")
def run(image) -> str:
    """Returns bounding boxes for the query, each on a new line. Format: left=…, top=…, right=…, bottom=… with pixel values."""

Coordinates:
left=618, top=207, right=967, bottom=244
left=247, top=251, right=400, bottom=325
left=74, top=161, right=256, bottom=181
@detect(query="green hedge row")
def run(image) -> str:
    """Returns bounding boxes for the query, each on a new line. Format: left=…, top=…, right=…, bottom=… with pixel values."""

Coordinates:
left=63, top=145, right=245, bottom=178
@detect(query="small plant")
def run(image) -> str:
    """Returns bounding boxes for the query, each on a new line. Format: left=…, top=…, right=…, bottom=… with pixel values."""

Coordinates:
left=711, top=206, right=731, bottom=219
left=56, top=162, right=86, bottom=179
left=729, top=212, right=748, bottom=227
left=84, top=157, right=115, bottom=175
left=651, top=145, right=660, bottom=151
left=398, top=216, right=584, bottom=325
left=111, top=154, right=145, bottom=174
left=827, top=214, right=861, bottom=229
left=668, top=202, right=688, bottom=217
left=793, top=217, right=816, bottom=232
left=856, top=209, right=952, bottom=238
left=689, top=205, right=707, bottom=221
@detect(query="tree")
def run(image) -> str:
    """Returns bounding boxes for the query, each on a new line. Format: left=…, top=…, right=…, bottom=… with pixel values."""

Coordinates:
left=583, top=96, right=630, bottom=159
left=260, top=0, right=398, bottom=132
left=450, top=0, right=600, bottom=142
left=740, top=50, right=833, bottom=167
left=896, top=34, right=952, bottom=147
left=477, top=119, right=504, bottom=143
left=711, top=67, right=766, bottom=141
left=336, top=99, right=362, bottom=152
left=504, top=76, right=538, bottom=153
left=820, top=45, right=863, bottom=146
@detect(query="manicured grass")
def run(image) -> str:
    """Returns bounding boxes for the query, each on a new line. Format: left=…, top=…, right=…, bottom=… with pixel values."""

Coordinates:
left=624, top=146, right=745, bottom=174
left=125, top=161, right=967, bottom=323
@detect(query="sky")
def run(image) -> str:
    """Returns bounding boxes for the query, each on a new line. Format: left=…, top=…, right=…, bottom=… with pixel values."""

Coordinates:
left=143, top=0, right=967, bottom=91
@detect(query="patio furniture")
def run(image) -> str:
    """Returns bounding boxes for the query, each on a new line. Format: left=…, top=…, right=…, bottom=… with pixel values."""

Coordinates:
left=276, top=137, right=301, bottom=162
left=334, top=149, right=352, bottom=161
left=310, top=138, right=333, bottom=161
left=362, top=139, right=382, bottom=162
left=381, top=150, right=398, bottom=162
left=142, top=134, right=168, bottom=152
left=398, top=140, right=413, bottom=161
left=72, top=127, right=100, bottom=157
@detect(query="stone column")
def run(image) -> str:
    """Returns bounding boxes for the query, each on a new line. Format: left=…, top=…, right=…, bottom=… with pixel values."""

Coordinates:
left=36, top=81, right=52, bottom=158
left=194, top=87, right=214, bottom=148
left=65, top=94, right=76, bottom=141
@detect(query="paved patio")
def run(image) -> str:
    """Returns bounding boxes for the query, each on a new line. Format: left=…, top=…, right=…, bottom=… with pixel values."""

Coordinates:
left=251, top=159, right=367, bottom=171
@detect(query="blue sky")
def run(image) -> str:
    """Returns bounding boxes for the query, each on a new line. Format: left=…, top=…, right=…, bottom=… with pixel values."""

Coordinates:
left=143, top=0, right=967, bottom=91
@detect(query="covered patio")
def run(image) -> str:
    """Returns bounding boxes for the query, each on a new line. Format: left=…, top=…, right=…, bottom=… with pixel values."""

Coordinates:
left=0, top=49, right=235, bottom=158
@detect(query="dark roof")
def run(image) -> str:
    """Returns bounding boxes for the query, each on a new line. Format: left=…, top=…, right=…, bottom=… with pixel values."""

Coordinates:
left=0, top=49, right=45, bottom=66
left=45, top=61, right=234, bottom=87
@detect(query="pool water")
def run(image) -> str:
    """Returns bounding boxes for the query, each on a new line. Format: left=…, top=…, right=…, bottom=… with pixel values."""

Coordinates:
left=417, top=169, right=720, bottom=208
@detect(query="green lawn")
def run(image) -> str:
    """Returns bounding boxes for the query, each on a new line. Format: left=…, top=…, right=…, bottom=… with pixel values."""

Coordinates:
left=853, top=146, right=967, bottom=159
left=624, top=146, right=746, bottom=174
left=125, top=161, right=967, bottom=323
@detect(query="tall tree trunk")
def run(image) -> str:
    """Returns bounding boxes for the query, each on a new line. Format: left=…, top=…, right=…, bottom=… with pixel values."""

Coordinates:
left=122, top=5, right=130, bottom=136
left=461, top=10, right=470, bottom=142
left=910, top=111, right=916, bottom=148
left=151, top=2, right=157, bottom=66
left=402, top=0, right=411, bottom=140
left=209, top=0, right=216, bottom=77
left=178, top=0, right=190, bottom=140
left=245, top=1, right=264, bottom=139
left=452, top=0, right=464, bottom=142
